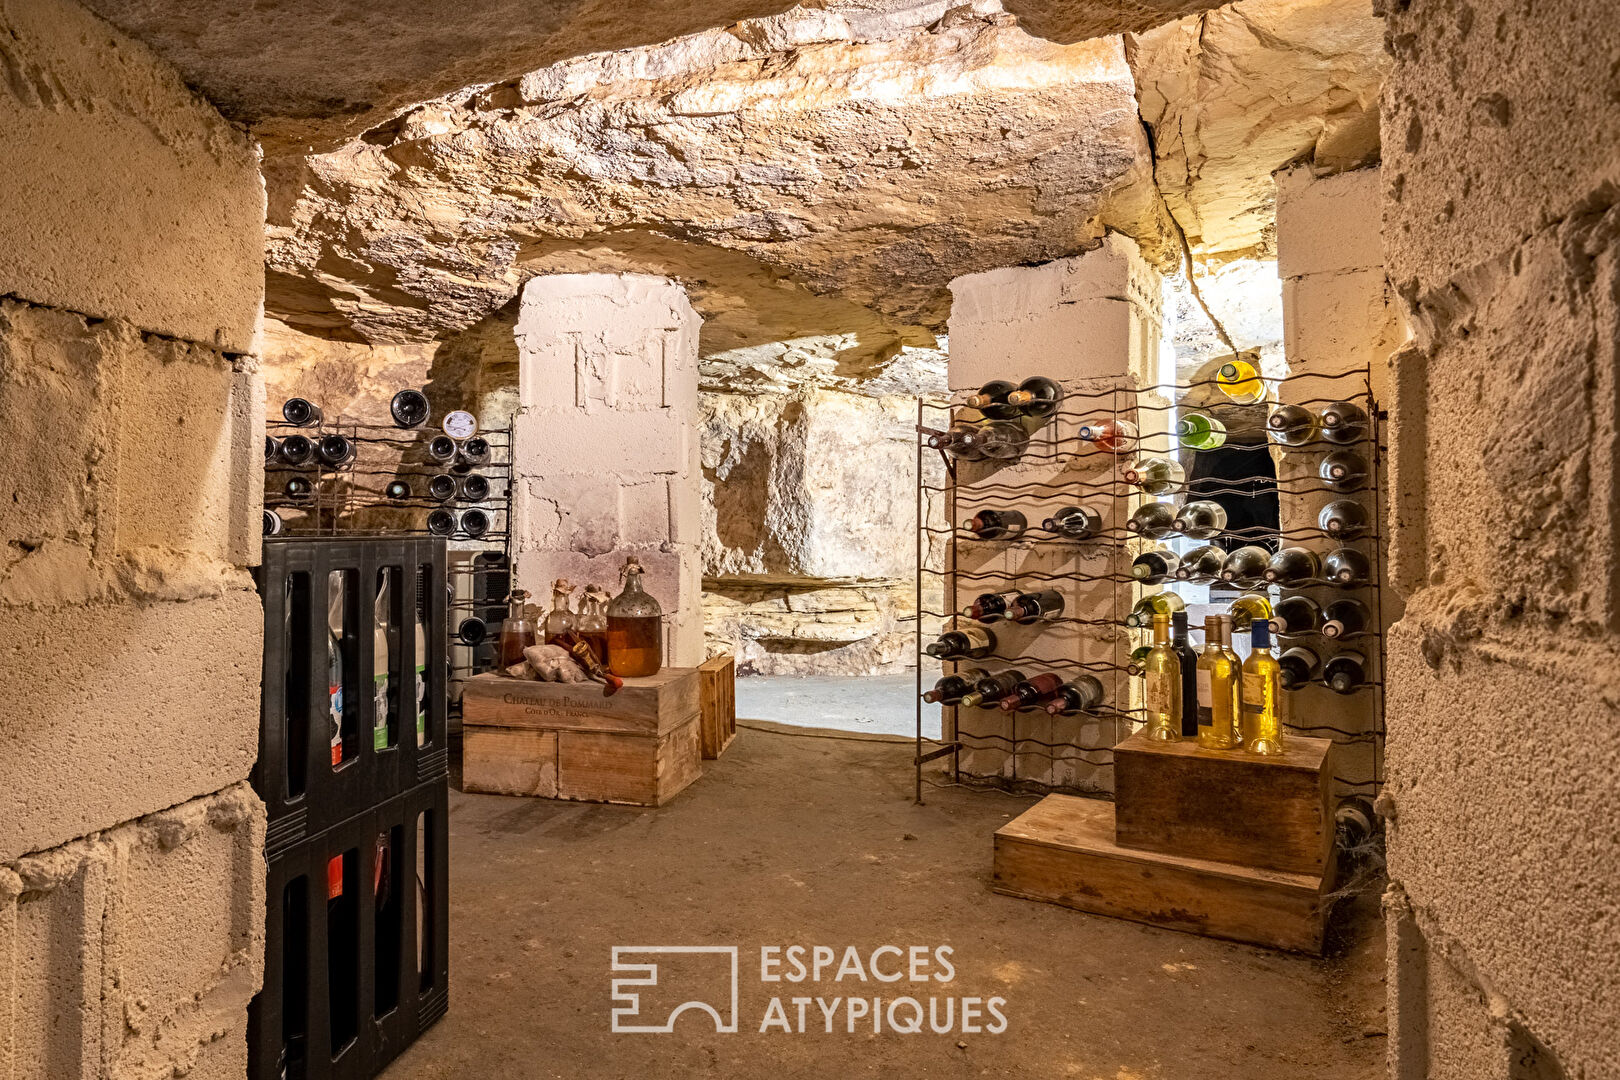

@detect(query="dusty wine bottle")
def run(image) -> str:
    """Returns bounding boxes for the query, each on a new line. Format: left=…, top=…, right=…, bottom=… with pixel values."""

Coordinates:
left=263, top=509, right=283, bottom=536
left=460, top=508, right=490, bottom=538
left=265, top=435, right=279, bottom=464
left=1265, top=546, right=1322, bottom=584
left=924, top=626, right=995, bottom=660
left=1270, top=594, right=1322, bottom=636
left=1009, top=589, right=1064, bottom=623
left=962, top=509, right=1027, bottom=540
left=965, top=591, right=1018, bottom=622
left=390, top=389, right=430, bottom=429
left=971, top=420, right=1031, bottom=461
left=278, top=434, right=314, bottom=467
left=459, top=474, right=491, bottom=501
left=1266, top=403, right=1318, bottom=446
left=960, top=669, right=1025, bottom=709
left=427, top=474, right=457, bottom=502
left=1324, top=547, right=1371, bottom=585
left=1125, top=502, right=1176, bottom=539
left=1324, top=651, right=1367, bottom=694
left=1044, top=674, right=1105, bottom=716
left=1335, top=797, right=1379, bottom=850
left=998, top=673, right=1066, bottom=711
left=317, top=434, right=355, bottom=468
left=1173, top=500, right=1227, bottom=539
left=1220, top=545, right=1271, bottom=585
left=426, top=509, right=456, bottom=536
left=1319, top=499, right=1370, bottom=538
left=385, top=479, right=411, bottom=500
left=922, top=669, right=988, bottom=705
left=1175, top=544, right=1227, bottom=581
left=1320, top=449, right=1367, bottom=491
left=964, top=379, right=1020, bottom=419
left=1005, top=375, right=1063, bottom=418
left=1319, top=400, right=1370, bottom=444
left=1131, top=548, right=1180, bottom=584
left=1042, top=505, right=1103, bottom=539
left=427, top=435, right=458, bottom=463
left=282, top=397, right=322, bottom=426
left=1279, top=645, right=1321, bottom=689
left=1122, top=456, right=1184, bottom=494
left=456, top=617, right=487, bottom=645
left=1322, top=598, right=1370, bottom=639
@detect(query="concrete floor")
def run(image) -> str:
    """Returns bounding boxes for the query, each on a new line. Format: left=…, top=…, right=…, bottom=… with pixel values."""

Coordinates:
left=386, top=728, right=1386, bottom=1080
left=734, top=674, right=943, bottom=739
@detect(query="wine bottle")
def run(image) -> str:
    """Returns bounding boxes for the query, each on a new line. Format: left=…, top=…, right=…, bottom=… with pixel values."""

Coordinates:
left=1265, top=546, right=1321, bottom=585
left=1173, top=499, right=1227, bottom=539
left=925, top=626, right=996, bottom=660
left=974, top=420, right=1031, bottom=461
left=456, top=617, right=488, bottom=645
left=1122, top=456, right=1184, bottom=495
left=1278, top=645, right=1321, bottom=690
left=1320, top=449, right=1368, bottom=492
left=385, top=479, right=412, bottom=500
left=921, top=668, right=988, bottom=705
left=1175, top=544, right=1227, bottom=581
left=428, top=474, right=457, bottom=502
left=1319, top=400, right=1370, bottom=444
left=1131, top=548, right=1180, bottom=584
left=964, top=379, right=1020, bottom=419
left=284, top=475, right=315, bottom=501
left=1125, top=591, right=1185, bottom=629
left=1126, top=644, right=1153, bottom=677
left=1266, top=403, right=1318, bottom=446
left=1241, top=621, right=1285, bottom=755
left=1322, top=598, right=1370, bottom=639
left=1196, top=615, right=1240, bottom=749
left=965, top=591, right=1018, bottom=623
left=460, top=508, right=491, bottom=538
left=1319, top=499, right=1370, bottom=538
left=317, top=434, right=355, bottom=468
left=1176, top=413, right=1227, bottom=451
left=282, top=397, right=322, bottom=426
left=1220, top=545, right=1271, bottom=585
left=1172, top=610, right=1200, bottom=738
left=372, top=573, right=394, bottom=751
left=1215, top=358, right=1265, bottom=404
left=960, top=669, right=1024, bottom=708
left=1226, top=592, right=1274, bottom=632
left=390, top=389, right=430, bottom=429
left=1043, top=505, right=1103, bottom=539
left=962, top=509, right=1027, bottom=540
left=459, top=436, right=492, bottom=467
left=1044, top=674, right=1105, bottom=716
left=1270, top=594, right=1322, bottom=636
left=1324, top=651, right=1367, bottom=694
left=426, top=508, right=455, bottom=536
left=1324, top=547, right=1371, bottom=585
left=459, top=474, right=491, bottom=502
left=1218, top=616, right=1244, bottom=746
left=1125, top=502, right=1176, bottom=539
left=997, top=673, right=1066, bottom=711
left=265, top=435, right=279, bottom=464
left=1009, top=589, right=1065, bottom=623
left=1335, top=797, right=1379, bottom=850
left=263, top=509, right=283, bottom=536
left=1077, top=417, right=1139, bottom=452
left=1142, top=612, right=1181, bottom=742
left=427, top=435, right=458, bottom=463
left=1005, top=376, right=1064, bottom=418
left=278, top=434, right=314, bottom=467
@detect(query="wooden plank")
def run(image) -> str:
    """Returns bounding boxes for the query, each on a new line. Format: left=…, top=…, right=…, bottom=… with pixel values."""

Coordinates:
left=557, top=716, right=702, bottom=807
left=697, top=654, right=737, bottom=759
left=992, top=795, right=1328, bottom=954
left=461, top=669, right=700, bottom=737
left=1112, top=731, right=1333, bottom=876
left=462, top=726, right=558, bottom=798
left=654, top=717, right=704, bottom=806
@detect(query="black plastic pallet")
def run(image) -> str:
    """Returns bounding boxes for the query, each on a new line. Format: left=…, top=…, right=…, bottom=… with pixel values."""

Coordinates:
left=256, top=538, right=450, bottom=852
left=249, top=779, right=451, bottom=1080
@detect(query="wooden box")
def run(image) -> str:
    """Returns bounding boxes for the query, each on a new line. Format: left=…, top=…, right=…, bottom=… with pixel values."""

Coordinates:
left=697, top=654, right=737, bottom=759
left=993, top=795, right=1330, bottom=954
left=460, top=669, right=702, bottom=806
left=1112, top=731, right=1335, bottom=876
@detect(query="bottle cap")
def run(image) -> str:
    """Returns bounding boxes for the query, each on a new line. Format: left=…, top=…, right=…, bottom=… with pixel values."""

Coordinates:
left=1251, top=621, right=1272, bottom=649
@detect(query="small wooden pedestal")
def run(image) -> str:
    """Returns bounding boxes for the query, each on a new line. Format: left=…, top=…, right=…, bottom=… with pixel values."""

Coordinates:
left=697, top=654, right=737, bottom=759
left=992, top=733, right=1337, bottom=954
left=461, top=669, right=703, bottom=806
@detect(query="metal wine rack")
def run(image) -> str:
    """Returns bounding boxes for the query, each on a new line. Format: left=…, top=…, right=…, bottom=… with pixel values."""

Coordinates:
left=913, top=367, right=1387, bottom=803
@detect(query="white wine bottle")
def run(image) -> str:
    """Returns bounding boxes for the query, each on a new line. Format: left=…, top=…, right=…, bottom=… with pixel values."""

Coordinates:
left=1142, top=612, right=1181, bottom=742
left=1043, top=505, right=1103, bottom=539
left=1173, top=499, right=1227, bottom=539
left=1266, top=403, right=1318, bottom=446
left=1176, top=413, right=1227, bottom=451
left=1324, top=650, right=1368, bottom=694
left=1215, top=358, right=1265, bottom=404
left=1324, top=547, right=1372, bottom=585
left=1319, top=499, right=1370, bottom=538
left=1122, top=456, right=1184, bottom=495
left=1226, top=592, right=1274, bottom=631
left=1319, top=400, right=1370, bottom=444
left=1125, top=591, right=1185, bottom=629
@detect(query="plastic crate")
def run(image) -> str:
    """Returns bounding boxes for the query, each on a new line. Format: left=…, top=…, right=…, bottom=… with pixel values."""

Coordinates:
left=249, top=779, right=450, bottom=1080
left=256, top=538, right=449, bottom=855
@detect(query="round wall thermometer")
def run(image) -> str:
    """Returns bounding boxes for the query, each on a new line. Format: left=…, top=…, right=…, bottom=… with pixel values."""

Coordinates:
left=441, top=410, right=477, bottom=439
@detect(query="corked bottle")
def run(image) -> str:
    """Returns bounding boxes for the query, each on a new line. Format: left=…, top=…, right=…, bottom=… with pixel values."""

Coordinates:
left=606, top=557, right=663, bottom=678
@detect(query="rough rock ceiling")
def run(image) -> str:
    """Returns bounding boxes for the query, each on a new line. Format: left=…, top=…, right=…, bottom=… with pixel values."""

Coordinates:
left=265, top=3, right=1175, bottom=360
left=81, top=0, right=1227, bottom=154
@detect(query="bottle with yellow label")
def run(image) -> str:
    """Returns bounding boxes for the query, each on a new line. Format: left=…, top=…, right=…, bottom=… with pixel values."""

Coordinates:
left=1142, top=612, right=1181, bottom=742
left=1241, top=621, right=1285, bottom=755
left=1196, top=616, right=1240, bottom=749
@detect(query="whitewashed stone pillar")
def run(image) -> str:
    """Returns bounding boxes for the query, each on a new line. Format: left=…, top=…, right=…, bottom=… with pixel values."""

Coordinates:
left=945, top=235, right=1163, bottom=793
left=512, top=274, right=704, bottom=667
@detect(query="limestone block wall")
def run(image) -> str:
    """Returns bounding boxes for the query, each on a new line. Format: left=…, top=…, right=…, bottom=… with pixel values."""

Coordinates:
left=512, top=274, right=704, bottom=667
left=0, top=0, right=267, bottom=1074
left=944, top=236, right=1163, bottom=793
left=1380, top=2, right=1620, bottom=1077
left=1273, top=165, right=1402, bottom=800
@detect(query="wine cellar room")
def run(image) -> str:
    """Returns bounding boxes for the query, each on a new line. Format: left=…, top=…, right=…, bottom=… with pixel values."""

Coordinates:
left=1, top=1, right=1616, bottom=1079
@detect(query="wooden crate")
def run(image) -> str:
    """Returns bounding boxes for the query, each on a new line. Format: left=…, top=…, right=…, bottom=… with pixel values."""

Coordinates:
left=460, top=669, right=703, bottom=806
left=697, top=654, right=737, bottom=759
left=993, top=795, right=1331, bottom=954
left=1112, top=731, right=1335, bottom=876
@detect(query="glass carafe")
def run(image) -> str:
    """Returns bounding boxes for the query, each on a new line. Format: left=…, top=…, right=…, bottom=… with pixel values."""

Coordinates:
left=544, top=578, right=576, bottom=644
left=497, top=588, right=538, bottom=672
left=607, top=557, right=663, bottom=678
left=577, top=584, right=611, bottom=664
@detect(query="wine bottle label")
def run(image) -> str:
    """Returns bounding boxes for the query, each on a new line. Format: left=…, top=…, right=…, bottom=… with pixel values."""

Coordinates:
left=1196, top=668, right=1212, bottom=701
left=1197, top=705, right=1213, bottom=725
left=1243, top=678, right=1267, bottom=707
left=373, top=675, right=390, bottom=749
left=1145, top=673, right=1171, bottom=712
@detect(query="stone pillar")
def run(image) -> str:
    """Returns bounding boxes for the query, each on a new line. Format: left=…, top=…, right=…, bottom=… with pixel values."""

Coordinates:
left=1380, top=2, right=1620, bottom=1077
left=1273, top=165, right=1401, bottom=800
left=945, top=235, right=1164, bottom=792
left=0, top=0, right=267, bottom=1073
left=512, top=274, right=704, bottom=667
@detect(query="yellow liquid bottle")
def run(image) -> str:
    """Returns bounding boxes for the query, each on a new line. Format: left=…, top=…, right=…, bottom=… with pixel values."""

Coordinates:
left=1142, top=612, right=1181, bottom=741
left=1195, top=616, right=1239, bottom=749
left=1125, top=591, right=1185, bottom=628
left=1227, top=592, right=1274, bottom=632
left=1241, top=620, right=1285, bottom=755
left=1215, top=358, right=1265, bottom=404
left=1219, top=616, right=1244, bottom=748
